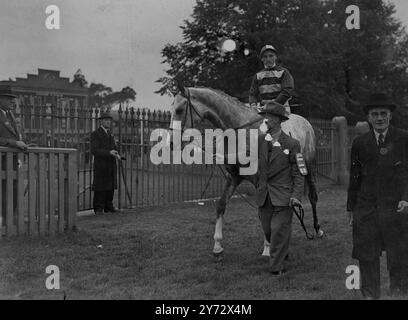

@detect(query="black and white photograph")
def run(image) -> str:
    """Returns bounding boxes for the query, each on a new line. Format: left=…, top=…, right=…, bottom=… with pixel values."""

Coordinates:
left=1, top=0, right=408, bottom=305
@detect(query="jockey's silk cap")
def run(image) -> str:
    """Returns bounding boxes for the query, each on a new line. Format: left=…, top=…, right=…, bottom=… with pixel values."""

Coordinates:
left=363, top=93, right=396, bottom=114
left=258, top=101, right=289, bottom=121
left=99, top=111, right=113, bottom=120
left=0, top=85, right=17, bottom=98
left=260, top=45, right=277, bottom=57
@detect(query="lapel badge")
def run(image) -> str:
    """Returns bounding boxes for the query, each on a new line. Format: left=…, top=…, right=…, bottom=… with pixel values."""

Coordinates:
left=273, top=141, right=281, bottom=147
left=283, top=149, right=289, bottom=155
left=5, top=121, right=10, bottom=126
left=265, top=133, right=273, bottom=141
left=296, top=153, right=308, bottom=176
left=380, top=147, right=388, bottom=155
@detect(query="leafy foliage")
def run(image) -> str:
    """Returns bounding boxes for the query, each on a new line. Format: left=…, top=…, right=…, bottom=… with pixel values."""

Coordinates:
left=157, top=0, right=408, bottom=124
left=72, top=69, right=88, bottom=88
left=88, top=83, right=137, bottom=108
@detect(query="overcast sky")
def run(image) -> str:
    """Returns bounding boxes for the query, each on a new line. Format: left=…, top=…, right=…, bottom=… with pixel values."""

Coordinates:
left=0, top=0, right=407, bottom=110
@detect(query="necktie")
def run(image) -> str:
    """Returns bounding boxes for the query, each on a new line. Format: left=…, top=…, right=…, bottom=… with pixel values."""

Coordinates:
left=5, top=110, right=17, bottom=134
left=378, top=133, right=385, bottom=147
left=107, top=129, right=111, bottom=136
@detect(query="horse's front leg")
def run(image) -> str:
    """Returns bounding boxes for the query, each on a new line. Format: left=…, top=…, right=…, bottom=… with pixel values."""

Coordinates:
left=213, top=173, right=239, bottom=257
left=261, top=238, right=270, bottom=256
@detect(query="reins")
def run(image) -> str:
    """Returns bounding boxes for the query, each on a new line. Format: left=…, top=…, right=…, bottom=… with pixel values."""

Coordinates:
left=291, top=204, right=315, bottom=240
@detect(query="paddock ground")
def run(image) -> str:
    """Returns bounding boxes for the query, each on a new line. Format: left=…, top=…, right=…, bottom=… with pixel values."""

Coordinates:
left=0, top=179, right=407, bottom=300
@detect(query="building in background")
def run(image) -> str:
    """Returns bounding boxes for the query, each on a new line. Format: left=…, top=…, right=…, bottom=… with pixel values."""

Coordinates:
left=0, top=68, right=89, bottom=109
left=0, top=69, right=91, bottom=146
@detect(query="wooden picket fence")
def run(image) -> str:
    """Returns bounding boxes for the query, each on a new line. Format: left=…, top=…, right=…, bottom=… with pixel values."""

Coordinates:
left=0, top=147, right=77, bottom=238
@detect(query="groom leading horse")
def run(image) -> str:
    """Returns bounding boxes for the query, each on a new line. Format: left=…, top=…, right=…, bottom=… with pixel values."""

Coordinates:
left=169, top=82, right=323, bottom=260
left=256, top=102, right=304, bottom=275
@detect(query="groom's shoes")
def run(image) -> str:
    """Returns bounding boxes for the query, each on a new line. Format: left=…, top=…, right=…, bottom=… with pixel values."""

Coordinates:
left=269, top=269, right=287, bottom=276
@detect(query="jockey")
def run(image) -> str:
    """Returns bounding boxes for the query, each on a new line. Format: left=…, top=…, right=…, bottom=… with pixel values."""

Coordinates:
left=249, top=45, right=294, bottom=116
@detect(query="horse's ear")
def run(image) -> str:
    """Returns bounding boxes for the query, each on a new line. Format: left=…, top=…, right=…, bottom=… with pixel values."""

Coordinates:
left=175, top=78, right=188, bottom=97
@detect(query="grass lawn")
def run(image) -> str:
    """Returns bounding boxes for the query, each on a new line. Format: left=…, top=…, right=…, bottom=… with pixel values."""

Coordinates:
left=0, top=181, right=406, bottom=300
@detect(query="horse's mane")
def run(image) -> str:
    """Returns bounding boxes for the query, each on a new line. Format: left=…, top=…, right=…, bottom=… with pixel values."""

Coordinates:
left=196, top=87, right=256, bottom=114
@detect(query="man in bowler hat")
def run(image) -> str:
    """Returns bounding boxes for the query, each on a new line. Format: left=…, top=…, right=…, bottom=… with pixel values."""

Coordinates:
left=0, top=85, right=27, bottom=150
left=0, top=85, right=27, bottom=228
left=256, top=102, right=304, bottom=275
left=347, top=93, right=408, bottom=298
left=90, top=111, right=120, bottom=214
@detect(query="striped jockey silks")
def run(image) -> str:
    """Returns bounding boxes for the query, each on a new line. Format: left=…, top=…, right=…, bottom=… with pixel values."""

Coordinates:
left=249, top=66, right=294, bottom=106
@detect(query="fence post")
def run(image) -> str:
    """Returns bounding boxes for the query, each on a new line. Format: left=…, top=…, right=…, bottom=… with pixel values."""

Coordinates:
left=332, top=116, right=348, bottom=185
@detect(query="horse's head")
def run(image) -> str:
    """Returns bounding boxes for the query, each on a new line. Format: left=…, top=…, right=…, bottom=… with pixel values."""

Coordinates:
left=169, top=81, right=206, bottom=132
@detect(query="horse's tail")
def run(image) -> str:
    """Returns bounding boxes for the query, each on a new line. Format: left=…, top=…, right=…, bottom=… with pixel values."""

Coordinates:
left=305, top=159, right=318, bottom=203
left=305, top=157, right=320, bottom=233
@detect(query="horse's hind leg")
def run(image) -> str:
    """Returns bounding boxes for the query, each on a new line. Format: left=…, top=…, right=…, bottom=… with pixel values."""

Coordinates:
left=306, top=170, right=324, bottom=238
left=213, top=173, right=241, bottom=256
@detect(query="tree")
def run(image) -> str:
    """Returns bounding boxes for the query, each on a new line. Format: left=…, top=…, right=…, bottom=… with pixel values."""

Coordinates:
left=157, top=0, right=408, bottom=123
left=89, top=83, right=137, bottom=108
left=72, top=69, right=88, bottom=88
left=105, top=86, right=137, bottom=106
left=89, top=82, right=112, bottom=108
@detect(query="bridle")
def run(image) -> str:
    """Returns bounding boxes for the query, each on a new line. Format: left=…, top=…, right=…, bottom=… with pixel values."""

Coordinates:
left=179, top=87, right=205, bottom=132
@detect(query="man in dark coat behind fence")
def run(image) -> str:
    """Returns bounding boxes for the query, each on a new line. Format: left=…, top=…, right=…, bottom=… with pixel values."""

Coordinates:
left=0, top=85, right=27, bottom=230
left=347, top=93, right=408, bottom=299
left=91, top=111, right=120, bottom=215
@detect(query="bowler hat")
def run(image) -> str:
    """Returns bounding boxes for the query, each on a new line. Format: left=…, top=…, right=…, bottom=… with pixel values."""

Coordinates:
left=363, top=93, right=396, bottom=114
left=99, top=111, right=113, bottom=120
left=258, top=101, right=289, bottom=121
left=0, top=85, right=17, bottom=98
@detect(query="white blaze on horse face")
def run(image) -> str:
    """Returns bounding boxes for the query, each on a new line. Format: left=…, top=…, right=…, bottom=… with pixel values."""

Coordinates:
left=238, top=129, right=258, bottom=176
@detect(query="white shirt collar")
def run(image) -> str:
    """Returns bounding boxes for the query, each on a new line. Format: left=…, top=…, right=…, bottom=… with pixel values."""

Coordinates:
left=100, top=125, right=109, bottom=134
left=0, top=108, right=7, bottom=117
left=374, top=128, right=388, bottom=144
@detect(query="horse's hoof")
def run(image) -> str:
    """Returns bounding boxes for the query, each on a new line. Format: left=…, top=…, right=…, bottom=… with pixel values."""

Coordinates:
left=213, top=250, right=224, bottom=261
left=316, top=229, right=325, bottom=238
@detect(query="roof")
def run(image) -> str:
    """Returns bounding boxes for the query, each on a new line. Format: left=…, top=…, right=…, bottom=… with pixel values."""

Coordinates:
left=0, top=68, right=88, bottom=96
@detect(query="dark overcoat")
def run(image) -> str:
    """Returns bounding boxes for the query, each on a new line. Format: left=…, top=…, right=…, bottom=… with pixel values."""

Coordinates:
left=347, top=126, right=408, bottom=263
left=90, top=127, right=118, bottom=191
left=0, top=109, right=21, bottom=148
left=256, top=131, right=304, bottom=207
left=0, top=109, right=21, bottom=171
